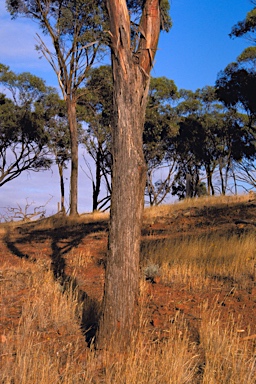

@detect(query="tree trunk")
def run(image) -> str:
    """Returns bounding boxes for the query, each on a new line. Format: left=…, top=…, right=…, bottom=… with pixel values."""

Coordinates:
left=186, top=173, right=192, bottom=198
left=206, top=165, right=215, bottom=196
left=58, top=162, right=65, bottom=213
left=66, top=97, right=78, bottom=216
left=97, top=58, right=148, bottom=350
left=92, top=146, right=102, bottom=211
left=219, top=158, right=226, bottom=195
left=97, top=0, right=161, bottom=350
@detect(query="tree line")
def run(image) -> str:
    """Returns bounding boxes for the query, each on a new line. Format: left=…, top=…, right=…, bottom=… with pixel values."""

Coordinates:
left=1, top=62, right=256, bottom=211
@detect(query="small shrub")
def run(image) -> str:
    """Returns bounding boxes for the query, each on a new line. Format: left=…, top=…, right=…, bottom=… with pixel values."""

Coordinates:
left=143, top=263, right=161, bottom=283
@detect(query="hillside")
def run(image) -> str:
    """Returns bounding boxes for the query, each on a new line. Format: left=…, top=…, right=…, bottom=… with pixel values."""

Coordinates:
left=0, top=195, right=256, bottom=383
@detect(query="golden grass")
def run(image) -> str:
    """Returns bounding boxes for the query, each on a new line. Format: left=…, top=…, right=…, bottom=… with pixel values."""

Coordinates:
left=0, top=261, right=198, bottom=384
left=144, top=193, right=254, bottom=221
left=1, top=261, right=255, bottom=384
left=1, top=194, right=256, bottom=383
left=141, top=232, right=256, bottom=291
left=1, top=249, right=255, bottom=383
left=0, top=210, right=109, bottom=234
left=199, top=306, right=256, bottom=384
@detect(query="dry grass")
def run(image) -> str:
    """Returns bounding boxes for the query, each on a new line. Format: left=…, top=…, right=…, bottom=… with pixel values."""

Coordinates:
left=141, top=232, right=256, bottom=291
left=199, top=304, right=256, bottom=384
left=0, top=261, right=198, bottom=384
left=1, top=194, right=256, bottom=383
left=0, top=210, right=109, bottom=234
left=144, top=193, right=254, bottom=221
left=1, top=262, right=255, bottom=384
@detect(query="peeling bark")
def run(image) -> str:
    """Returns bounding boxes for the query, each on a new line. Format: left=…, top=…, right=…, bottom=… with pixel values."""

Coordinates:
left=97, top=0, right=162, bottom=350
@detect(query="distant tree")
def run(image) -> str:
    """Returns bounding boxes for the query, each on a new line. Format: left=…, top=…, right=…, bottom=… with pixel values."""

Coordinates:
left=216, top=63, right=256, bottom=122
left=216, top=68, right=256, bottom=193
left=174, top=88, right=220, bottom=196
left=230, top=1, right=256, bottom=67
left=7, top=0, right=106, bottom=216
left=226, top=1, right=256, bottom=121
left=0, top=65, right=51, bottom=187
left=96, top=0, right=171, bottom=350
left=80, top=69, right=179, bottom=210
left=217, top=3, right=256, bottom=191
left=172, top=86, right=254, bottom=197
left=78, top=66, right=113, bottom=212
left=42, top=90, right=72, bottom=213
left=144, top=76, right=179, bottom=205
left=172, top=116, right=205, bottom=198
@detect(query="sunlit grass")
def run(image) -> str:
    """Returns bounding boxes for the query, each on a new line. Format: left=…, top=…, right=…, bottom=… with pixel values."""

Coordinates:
left=1, top=259, right=255, bottom=383
left=141, top=232, right=256, bottom=291
left=1, top=193, right=256, bottom=383
left=144, top=193, right=254, bottom=222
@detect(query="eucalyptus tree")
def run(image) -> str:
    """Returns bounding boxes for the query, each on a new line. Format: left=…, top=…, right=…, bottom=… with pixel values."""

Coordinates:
left=217, top=3, right=256, bottom=193
left=144, top=76, right=179, bottom=205
left=214, top=2, right=256, bottom=191
left=7, top=0, right=106, bottom=216
left=174, top=87, right=223, bottom=196
left=230, top=0, right=256, bottom=67
left=172, top=115, right=206, bottom=198
left=216, top=69, right=256, bottom=191
left=42, top=90, right=72, bottom=213
left=80, top=69, right=179, bottom=210
left=0, top=64, right=51, bottom=187
left=172, top=86, right=251, bottom=197
left=78, top=65, right=113, bottom=212
left=225, top=1, right=256, bottom=124
left=97, top=0, right=171, bottom=349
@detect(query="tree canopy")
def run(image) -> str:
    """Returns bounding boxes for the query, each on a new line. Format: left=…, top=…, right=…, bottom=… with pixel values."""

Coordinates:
left=6, top=0, right=107, bottom=216
left=0, top=64, right=51, bottom=187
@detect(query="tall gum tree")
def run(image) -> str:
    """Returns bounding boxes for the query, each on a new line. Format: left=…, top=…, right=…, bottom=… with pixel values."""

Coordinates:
left=6, top=0, right=106, bottom=216
left=97, top=0, right=171, bottom=349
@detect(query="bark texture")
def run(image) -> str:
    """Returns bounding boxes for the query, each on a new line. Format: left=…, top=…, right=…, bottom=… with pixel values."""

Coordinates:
left=97, top=0, right=161, bottom=349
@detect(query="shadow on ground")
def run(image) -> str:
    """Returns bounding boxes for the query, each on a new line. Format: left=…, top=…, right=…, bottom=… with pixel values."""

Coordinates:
left=3, top=218, right=108, bottom=346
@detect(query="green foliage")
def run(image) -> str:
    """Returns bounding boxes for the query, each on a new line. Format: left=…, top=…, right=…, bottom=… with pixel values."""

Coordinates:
left=171, top=84, right=256, bottom=197
left=0, top=65, right=52, bottom=186
left=7, top=0, right=106, bottom=38
left=230, top=7, right=256, bottom=38
left=144, top=77, right=179, bottom=205
left=230, top=3, right=256, bottom=75
left=237, top=46, right=256, bottom=63
left=42, top=90, right=72, bottom=166
left=216, top=64, right=256, bottom=118
left=144, top=76, right=178, bottom=165
left=160, top=0, right=172, bottom=32
left=77, top=66, right=113, bottom=211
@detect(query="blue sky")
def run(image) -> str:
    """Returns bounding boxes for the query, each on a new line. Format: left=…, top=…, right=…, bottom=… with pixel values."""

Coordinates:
left=0, top=0, right=253, bottom=217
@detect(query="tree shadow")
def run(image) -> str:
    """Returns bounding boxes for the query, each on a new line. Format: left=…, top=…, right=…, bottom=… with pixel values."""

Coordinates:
left=3, top=219, right=108, bottom=346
